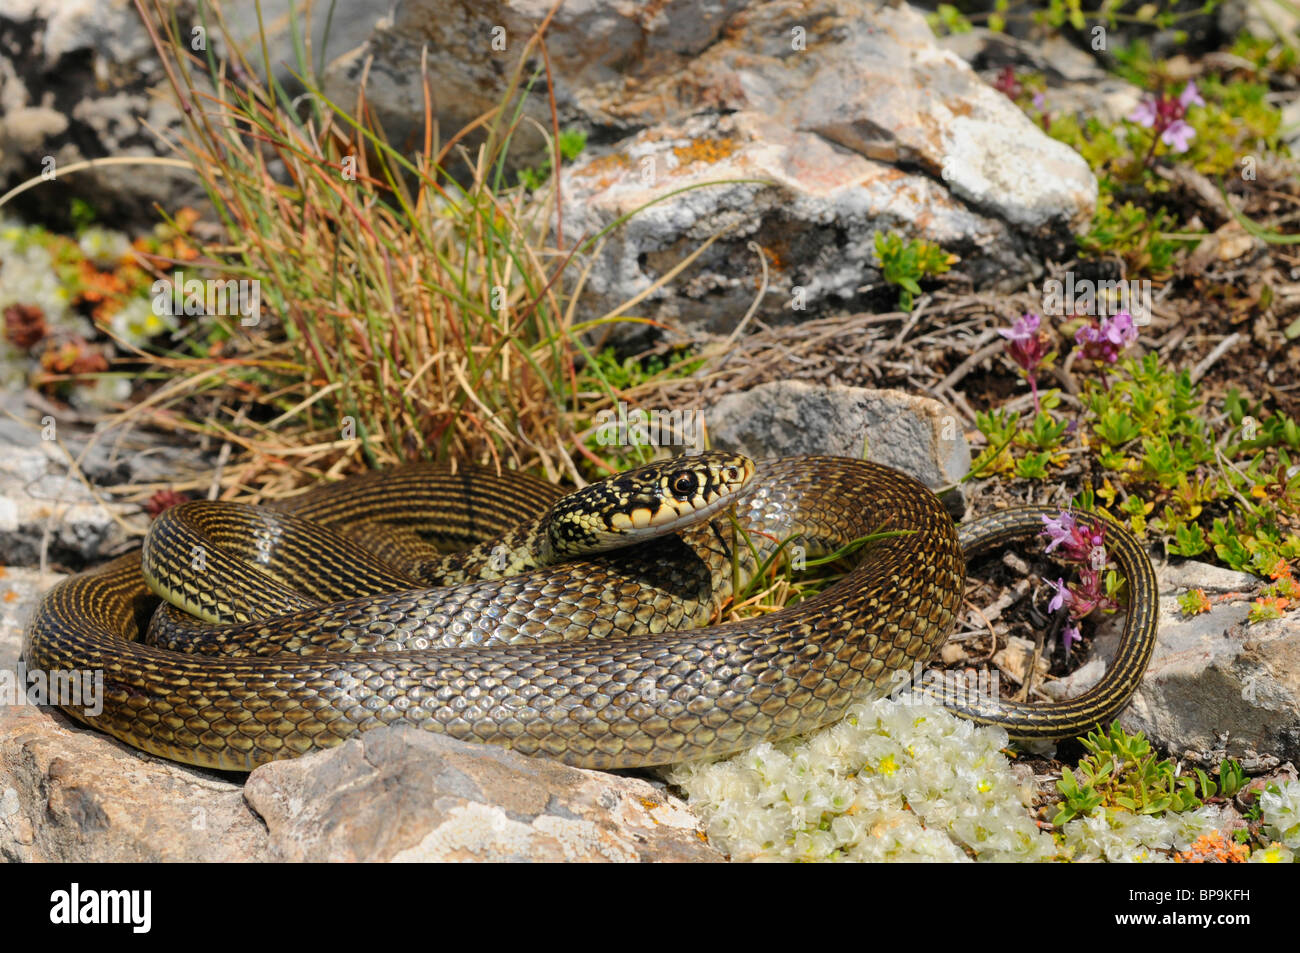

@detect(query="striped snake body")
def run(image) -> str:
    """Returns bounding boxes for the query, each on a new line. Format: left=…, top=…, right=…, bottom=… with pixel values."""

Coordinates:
left=23, top=455, right=1158, bottom=771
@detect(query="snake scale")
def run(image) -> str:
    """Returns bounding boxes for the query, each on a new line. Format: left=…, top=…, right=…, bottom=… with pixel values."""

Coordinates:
left=22, top=454, right=1158, bottom=772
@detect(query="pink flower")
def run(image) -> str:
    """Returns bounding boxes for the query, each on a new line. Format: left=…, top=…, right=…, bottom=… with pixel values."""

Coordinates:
left=999, top=313, right=1051, bottom=411
left=1041, top=511, right=1120, bottom=655
left=1128, top=99, right=1158, bottom=126
left=1129, top=81, right=1203, bottom=156
left=999, top=312, right=1041, bottom=343
left=1048, top=577, right=1073, bottom=614
left=1041, top=511, right=1078, bottom=553
left=1075, top=311, right=1139, bottom=364
left=1161, top=119, right=1196, bottom=152
left=1042, top=510, right=1106, bottom=563
left=1062, top=624, right=1082, bottom=653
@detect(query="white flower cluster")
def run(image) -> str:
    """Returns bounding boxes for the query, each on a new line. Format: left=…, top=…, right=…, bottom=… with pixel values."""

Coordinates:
left=78, top=226, right=132, bottom=269
left=669, top=698, right=1250, bottom=863
left=0, top=223, right=74, bottom=327
left=668, top=698, right=1056, bottom=862
left=110, top=296, right=177, bottom=348
left=1259, top=780, right=1300, bottom=850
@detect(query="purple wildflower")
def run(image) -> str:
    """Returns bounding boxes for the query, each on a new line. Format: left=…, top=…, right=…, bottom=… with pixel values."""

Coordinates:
left=1180, top=81, right=1206, bottom=110
left=1129, top=81, right=1203, bottom=158
left=1041, top=511, right=1077, bottom=554
left=1075, top=311, right=1139, bottom=365
left=998, top=313, right=1051, bottom=411
left=1162, top=120, right=1196, bottom=153
left=1062, top=624, right=1082, bottom=653
left=1129, top=98, right=1158, bottom=127
left=1041, top=511, right=1117, bottom=653
left=1048, top=577, right=1073, bottom=614
left=1041, top=509, right=1106, bottom=563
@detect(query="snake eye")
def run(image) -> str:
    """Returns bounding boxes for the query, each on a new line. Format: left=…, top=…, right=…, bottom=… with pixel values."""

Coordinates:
left=670, top=471, right=698, bottom=500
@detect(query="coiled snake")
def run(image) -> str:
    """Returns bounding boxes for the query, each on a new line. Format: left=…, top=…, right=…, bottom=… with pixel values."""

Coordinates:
left=22, top=454, right=1158, bottom=771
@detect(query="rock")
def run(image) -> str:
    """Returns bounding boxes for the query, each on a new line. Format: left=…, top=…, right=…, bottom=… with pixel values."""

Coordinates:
left=1040, top=555, right=1300, bottom=763
left=0, top=392, right=213, bottom=569
left=0, top=434, right=130, bottom=568
left=0, top=0, right=394, bottom=225
left=244, top=726, right=722, bottom=862
left=0, top=413, right=144, bottom=567
left=217, top=1, right=384, bottom=90
left=706, top=381, right=971, bottom=501
left=4, top=563, right=261, bottom=862
left=938, top=28, right=1143, bottom=126
left=1120, top=592, right=1300, bottom=767
left=0, top=565, right=63, bottom=668
left=1219, top=0, right=1300, bottom=57
left=0, top=702, right=720, bottom=862
left=0, top=0, right=203, bottom=225
left=0, top=706, right=269, bottom=862
left=562, top=111, right=1046, bottom=334
left=1157, top=559, right=1260, bottom=595
left=1281, top=97, right=1300, bottom=154
left=327, top=0, right=1096, bottom=330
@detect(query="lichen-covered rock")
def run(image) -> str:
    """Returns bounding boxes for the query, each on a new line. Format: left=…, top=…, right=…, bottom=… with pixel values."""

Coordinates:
left=0, top=705, right=269, bottom=862
left=0, top=421, right=134, bottom=568
left=326, top=0, right=1096, bottom=330
left=0, top=0, right=205, bottom=223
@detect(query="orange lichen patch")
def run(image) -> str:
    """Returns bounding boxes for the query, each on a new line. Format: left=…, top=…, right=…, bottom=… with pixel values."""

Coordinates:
left=672, top=137, right=738, bottom=167
left=570, top=151, right=634, bottom=191
left=571, top=152, right=632, bottom=179
left=3, top=590, right=17, bottom=603
left=1174, top=831, right=1249, bottom=863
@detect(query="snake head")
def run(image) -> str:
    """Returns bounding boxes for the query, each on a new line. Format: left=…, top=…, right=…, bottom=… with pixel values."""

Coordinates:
left=544, top=452, right=756, bottom=558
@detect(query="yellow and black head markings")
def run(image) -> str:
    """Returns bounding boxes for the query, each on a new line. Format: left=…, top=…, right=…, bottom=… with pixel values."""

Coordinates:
left=544, top=452, right=756, bottom=557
